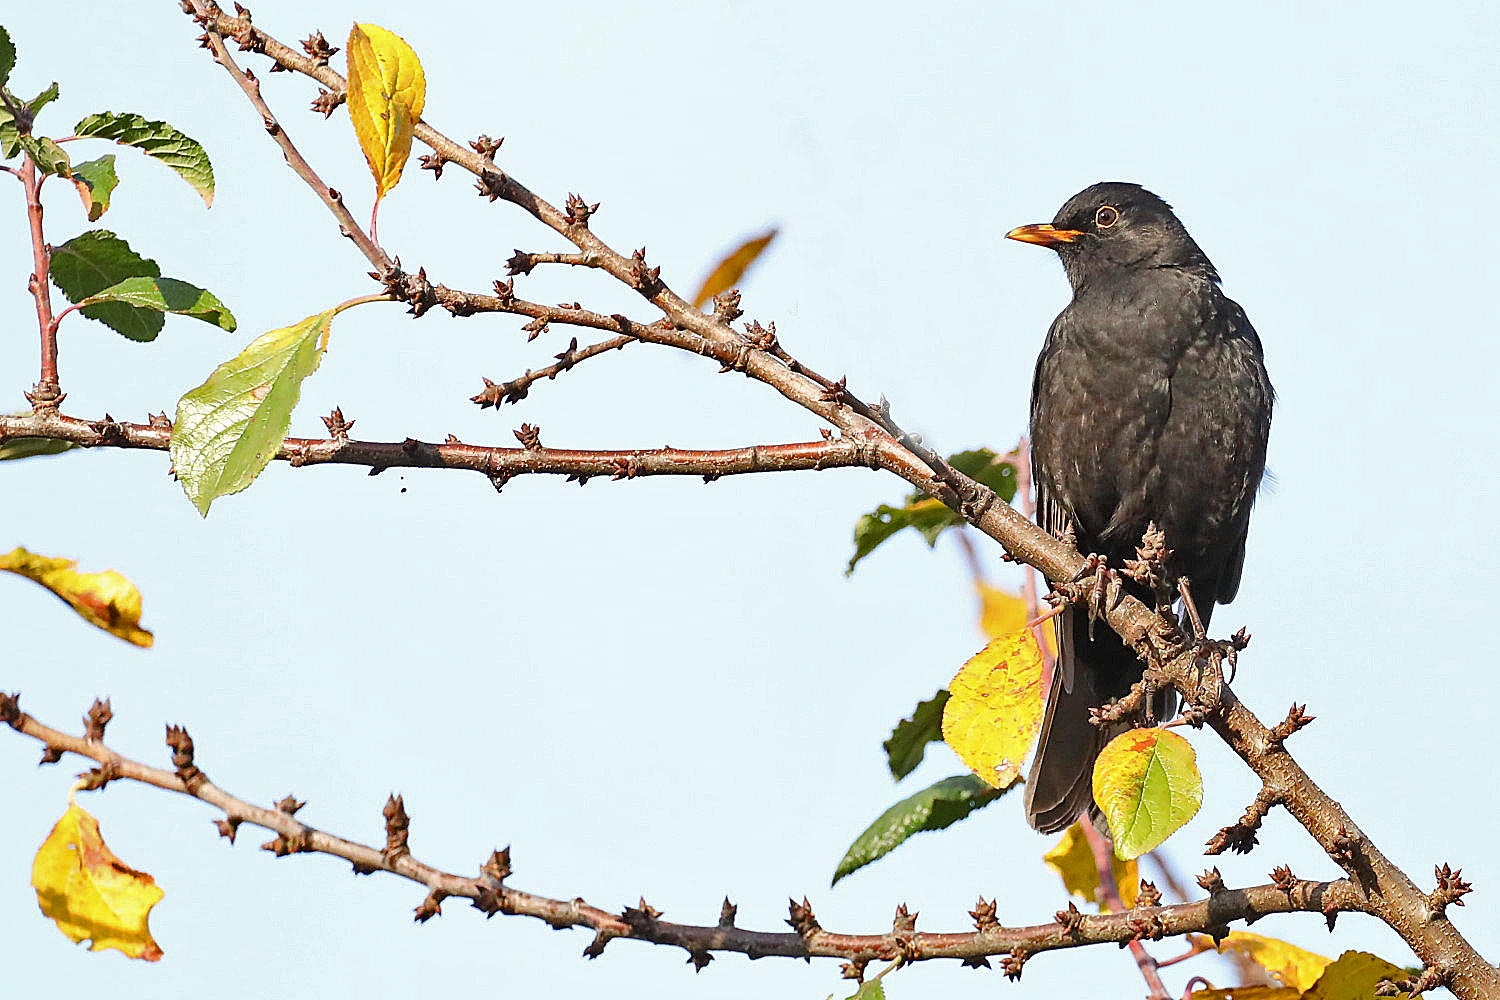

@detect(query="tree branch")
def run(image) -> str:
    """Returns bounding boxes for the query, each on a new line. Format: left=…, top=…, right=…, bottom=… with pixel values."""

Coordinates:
left=471, top=334, right=637, bottom=409
left=0, top=410, right=872, bottom=486
left=0, top=692, right=1370, bottom=975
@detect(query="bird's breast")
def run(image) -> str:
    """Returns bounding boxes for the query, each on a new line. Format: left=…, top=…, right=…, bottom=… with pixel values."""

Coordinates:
left=1030, top=275, right=1270, bottom=582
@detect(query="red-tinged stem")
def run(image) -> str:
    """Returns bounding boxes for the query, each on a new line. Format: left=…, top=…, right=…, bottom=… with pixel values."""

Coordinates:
left=1082, top=816, right=1170, bottom=1000
left=52, top=303, right=84, bottom=328
left=20, top=155, right=61, bottom=408
left=1182, top=976, right=1214, bottom=999
left=1156, top=941, right=1210, bottom=968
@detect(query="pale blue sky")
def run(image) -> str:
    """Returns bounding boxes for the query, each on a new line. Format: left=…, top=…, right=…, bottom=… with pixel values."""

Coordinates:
left=2, top=2, right=1497, bottom=998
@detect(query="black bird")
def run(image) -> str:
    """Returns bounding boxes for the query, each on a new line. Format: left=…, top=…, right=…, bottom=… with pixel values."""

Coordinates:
left=1007, top=182, right=1273, bottom=835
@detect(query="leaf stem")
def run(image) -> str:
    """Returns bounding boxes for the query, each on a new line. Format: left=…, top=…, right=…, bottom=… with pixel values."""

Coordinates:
left=332, top=292, right=394, bottom=315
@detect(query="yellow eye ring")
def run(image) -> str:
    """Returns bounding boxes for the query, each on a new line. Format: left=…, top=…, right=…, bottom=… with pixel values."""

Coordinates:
left=1095, top=205, right=1120, bottom=229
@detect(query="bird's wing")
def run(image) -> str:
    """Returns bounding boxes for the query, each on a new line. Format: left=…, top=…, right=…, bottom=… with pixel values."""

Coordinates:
left=1036, top=487, right=1077, bottom=694
left=1217, top=532, right=1248, bottom=605
left=1210, top=297, right=1273, bottom=607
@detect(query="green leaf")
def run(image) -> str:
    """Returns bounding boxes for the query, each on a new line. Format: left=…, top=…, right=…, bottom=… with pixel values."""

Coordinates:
left=18, top=134, right=68, bottom=176
left=0, top=436, right=78, bottom=461
left=829, top=982, right=886, bottom=1000
left=1092, top=727, right=1203, bottom=860
left=0, top=81, right=59, bottom=158
left=948, top=448, right=1019, bottom=503
left=70, top=155, right=118, bottom=221
left=24, top=81, right=57, bottom=117
left=831, top=775, right=1006, bottom=885
left=79, top=276, right=235, bottom=332
left=0, top=27, right=16, bottom=90
left=172, top=310, right=335, bottom=516
left=74, top=112, right=213, bottom=206
left=846, top=448, right=1018, bottom=574
left=846, top=499, right=956, bottom=575
left=883, top=689, right=949, bottom=780
left=49, top=230, right=163, bottom=341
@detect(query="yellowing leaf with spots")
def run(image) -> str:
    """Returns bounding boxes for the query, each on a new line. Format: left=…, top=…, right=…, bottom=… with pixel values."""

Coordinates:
left=691, top=229, right=777, bottom=308
left=346, top=23, right=426, bottom=200
left=977, top=582, right=1056, bottom=657
left=941, top=628, right=1044, bottom=789
left=1212, top=931, right=1333, bottom=990
left=1042, top=821, right=1138, bottom=910
left=1093, top=727, right=1202, bottom=859
left=32, top=802, right=164, bottom=960
left=0, top=547, right=152, bottom=647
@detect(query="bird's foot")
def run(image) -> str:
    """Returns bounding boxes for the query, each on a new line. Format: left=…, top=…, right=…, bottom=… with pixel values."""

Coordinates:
left=1176, top=576, right=1209, bottom=640
left=1071, top=554, right=1125, bottom=637
left=1039, top=552, right=1119, bottom=626
left=1174, top=580, right=1252, bottom=711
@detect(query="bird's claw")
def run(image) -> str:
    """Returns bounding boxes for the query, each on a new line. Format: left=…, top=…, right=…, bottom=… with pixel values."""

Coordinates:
left=1068, top=554, right=1124, bottom=638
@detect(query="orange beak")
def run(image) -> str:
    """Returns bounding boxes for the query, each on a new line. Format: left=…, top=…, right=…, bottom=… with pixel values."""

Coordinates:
left=1005, top=224, right=1084, bottom=247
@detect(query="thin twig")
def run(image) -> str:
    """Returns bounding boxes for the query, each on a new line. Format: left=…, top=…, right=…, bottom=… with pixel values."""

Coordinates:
left=192, top=14, right=392, bottom=275
left=472, top=334, right=637, bottom=408
left=506, top=249, right=605, bottom=275
left=1081, top=816, right=1170, bottom=1000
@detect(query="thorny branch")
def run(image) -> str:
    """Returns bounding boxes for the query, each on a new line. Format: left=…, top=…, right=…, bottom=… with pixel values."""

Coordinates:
left=0, top=692, right=1371, bottom=973
left=0, top=2, right=1490, bottom=995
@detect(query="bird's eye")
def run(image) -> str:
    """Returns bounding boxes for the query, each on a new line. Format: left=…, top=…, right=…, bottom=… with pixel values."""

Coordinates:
left=1095, top=205, right=1120, bottom=229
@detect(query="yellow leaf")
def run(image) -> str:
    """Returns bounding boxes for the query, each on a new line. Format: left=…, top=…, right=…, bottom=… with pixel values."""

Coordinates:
left=1093, top=727, right=1202, bottom=859
left=32, top=802, right=164, bottom=961
left=691, top=229, right=777, bottom=308
left=1042, top=822, right=1138, bottom=910
left=346, top=23, right=426, bottom=200
left=977, top=583, right=1057, bottom=657
left=978, top=583, right=1026, bottom=637
left=1214, top=931, right=1333, bottom=990
left=941, top=629, right=1044, bottom=789
left=1188, top=988, right=1300, bottom=1000
left=1303, top=951, right=1411, bottom=999
left=0, top=546, right=153, bottom=647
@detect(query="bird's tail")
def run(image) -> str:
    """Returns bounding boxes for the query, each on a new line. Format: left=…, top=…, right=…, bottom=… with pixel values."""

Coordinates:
left=1023, top=608, right=1175, bottom=836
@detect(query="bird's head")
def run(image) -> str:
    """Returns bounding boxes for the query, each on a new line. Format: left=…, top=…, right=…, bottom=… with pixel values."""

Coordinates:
left=1007, top=182, right=1218, bottom=289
